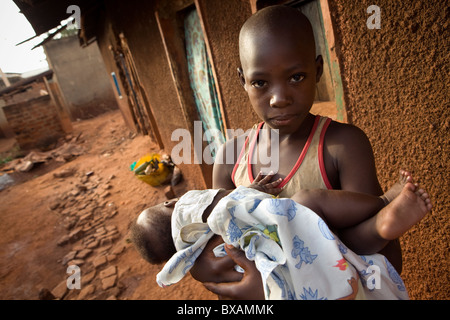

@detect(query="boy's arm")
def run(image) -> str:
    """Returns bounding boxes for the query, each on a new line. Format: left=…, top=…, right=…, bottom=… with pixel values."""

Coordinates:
left=325, top=122, right=383, bottom=195
left=212, top=138, right=239, bottom=190
left=190, top=137, right=246, bottom=286
left=325, top=122, right=402, bottom=272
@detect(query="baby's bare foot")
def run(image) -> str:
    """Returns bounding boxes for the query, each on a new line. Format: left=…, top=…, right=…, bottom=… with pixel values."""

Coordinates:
left=376, top=182, right=432, bottom=240
left=381, top=169, right=414, bottom=205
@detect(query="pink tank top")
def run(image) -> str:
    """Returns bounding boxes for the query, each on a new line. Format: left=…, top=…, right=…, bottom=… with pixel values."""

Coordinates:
left=231, top=115, right=333, bottom=197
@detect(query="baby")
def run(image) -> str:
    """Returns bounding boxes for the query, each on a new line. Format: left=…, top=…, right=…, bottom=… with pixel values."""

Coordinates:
left=131, top=171, right=431, bottom=299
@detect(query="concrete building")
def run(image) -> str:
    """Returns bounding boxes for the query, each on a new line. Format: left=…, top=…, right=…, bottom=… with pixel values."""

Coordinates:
left=44, top=35, right=119, bottom=120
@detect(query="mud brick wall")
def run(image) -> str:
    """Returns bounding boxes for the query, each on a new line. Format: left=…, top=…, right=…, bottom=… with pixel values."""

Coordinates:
left=329, top=0, right=449, bottom=299
left=3, top=95, right=65, bottom=150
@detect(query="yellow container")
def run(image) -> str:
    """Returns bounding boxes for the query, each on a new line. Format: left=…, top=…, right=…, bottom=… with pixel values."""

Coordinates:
left=134, top=153, right=172, bottom=187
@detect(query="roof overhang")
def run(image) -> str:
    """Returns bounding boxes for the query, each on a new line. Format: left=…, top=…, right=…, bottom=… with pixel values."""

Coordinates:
left=0, top=69, right=53, bottom=97
left=13, top=0, right=102, bottom=47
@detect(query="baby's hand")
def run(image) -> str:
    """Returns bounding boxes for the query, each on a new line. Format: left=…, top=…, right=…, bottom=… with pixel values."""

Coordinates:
left=249, top=171, right=283, bottom=196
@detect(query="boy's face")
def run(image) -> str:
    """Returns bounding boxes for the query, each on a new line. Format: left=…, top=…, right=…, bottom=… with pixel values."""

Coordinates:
left=239, top=31, right=323, bottom=135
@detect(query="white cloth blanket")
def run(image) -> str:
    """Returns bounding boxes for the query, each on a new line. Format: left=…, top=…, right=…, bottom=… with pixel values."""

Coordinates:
left=156, top=186, right=409, bottom=300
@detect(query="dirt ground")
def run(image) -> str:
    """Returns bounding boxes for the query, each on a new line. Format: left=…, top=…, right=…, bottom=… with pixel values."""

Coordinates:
left=0, top=110, right=216, bottom=300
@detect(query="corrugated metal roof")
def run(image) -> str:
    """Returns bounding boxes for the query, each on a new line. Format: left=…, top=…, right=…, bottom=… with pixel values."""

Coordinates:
left=0, top=69, right=53, bottom=97
left=13, top=0, right=99, bottom=47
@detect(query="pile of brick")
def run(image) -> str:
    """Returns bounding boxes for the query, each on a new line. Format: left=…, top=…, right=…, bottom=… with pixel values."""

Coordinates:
left=42, top=168, right=128, bottom=300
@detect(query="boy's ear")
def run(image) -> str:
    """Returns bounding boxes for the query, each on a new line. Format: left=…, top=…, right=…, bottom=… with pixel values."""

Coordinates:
left=237, top=67, right=246, bottom=89
left=315, top=55, right=324, bottom=83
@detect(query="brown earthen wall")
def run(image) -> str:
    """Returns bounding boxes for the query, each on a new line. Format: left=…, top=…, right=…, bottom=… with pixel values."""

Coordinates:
left=196, top=0, right=259, bottom=133
left=95, top=16, right=138, bottom=133
left=95, top=0, right=259, bottom=189
left=328, top=0, right=449, bottom=299
left=97, top=0, right=209, bottom=190
left=3, top=95, right=65, bottom=150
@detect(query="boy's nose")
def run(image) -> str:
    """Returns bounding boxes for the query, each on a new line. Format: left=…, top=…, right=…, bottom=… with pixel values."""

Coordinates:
left=269, top=86, right=292, bottom=108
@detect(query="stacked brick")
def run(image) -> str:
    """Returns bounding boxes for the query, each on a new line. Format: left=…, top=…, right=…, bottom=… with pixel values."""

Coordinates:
left=3, top=95, right=65, bottom=150
left=44, top=169, right=128, bottom=300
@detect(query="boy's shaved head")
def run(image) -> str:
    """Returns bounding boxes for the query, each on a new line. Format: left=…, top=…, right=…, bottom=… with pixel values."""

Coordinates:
left=239, top=5, right=316, bottom=69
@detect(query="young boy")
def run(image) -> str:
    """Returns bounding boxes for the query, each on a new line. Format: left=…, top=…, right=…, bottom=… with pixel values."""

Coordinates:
left=190, top=5, right=404, bottom=296
left=131, top=171, right=431, bottom=299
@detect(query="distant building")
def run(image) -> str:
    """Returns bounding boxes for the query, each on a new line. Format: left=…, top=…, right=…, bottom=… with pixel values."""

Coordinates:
left=0, top=70, right=72, bottom=149
left=0, top=72, right=22, bottom=91
left=44, top=34, right=119, bottom=120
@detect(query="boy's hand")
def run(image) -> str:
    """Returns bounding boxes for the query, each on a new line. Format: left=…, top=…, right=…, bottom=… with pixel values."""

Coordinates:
left=248, top=171, right=283, bottom=196
left=203, top=244, right=265, bottom=300
left=190, top=236, right=243, bottom=284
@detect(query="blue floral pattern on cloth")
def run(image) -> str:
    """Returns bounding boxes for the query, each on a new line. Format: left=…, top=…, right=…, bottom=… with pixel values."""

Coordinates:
left=226, top=206, right=243, bottom=243
left=385, top=257, right=406, bottom=292
left=266, top=198, right=297, bottom=221
left=318, top=218, right=335, bottom=240
left=157, top=186, right=410, bottom=300
left=291, top=235, right=318, bottom=269
left=299, top=287, right=327, bottom=300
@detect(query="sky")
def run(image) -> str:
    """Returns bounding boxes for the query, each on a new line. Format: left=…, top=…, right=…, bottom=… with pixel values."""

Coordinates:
left=0, top=0, right=49, bottom=74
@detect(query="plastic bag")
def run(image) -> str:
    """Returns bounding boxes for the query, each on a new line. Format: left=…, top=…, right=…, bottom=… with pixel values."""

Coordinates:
left=131, top=153, right=173, bottom=187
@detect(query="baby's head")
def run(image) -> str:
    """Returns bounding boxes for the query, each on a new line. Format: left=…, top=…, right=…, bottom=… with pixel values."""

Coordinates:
left=130, top=198, right=178, bottom=264
left=131, top=189, right=220, bottom=265
left=238, top=5, right=323, bottom=132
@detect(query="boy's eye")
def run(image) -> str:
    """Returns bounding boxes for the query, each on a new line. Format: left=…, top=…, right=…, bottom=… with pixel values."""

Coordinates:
left=251, top=80, right=267, bottom=88
left=290, top=74, right=305, bottom=83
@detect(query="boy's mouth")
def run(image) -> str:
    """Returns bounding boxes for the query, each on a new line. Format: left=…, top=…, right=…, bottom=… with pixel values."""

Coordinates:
left=269, top=114, right=298, bottom=126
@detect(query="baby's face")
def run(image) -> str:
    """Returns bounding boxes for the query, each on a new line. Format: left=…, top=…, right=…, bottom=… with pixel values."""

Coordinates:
left=239, top=31, right=322, bottom=135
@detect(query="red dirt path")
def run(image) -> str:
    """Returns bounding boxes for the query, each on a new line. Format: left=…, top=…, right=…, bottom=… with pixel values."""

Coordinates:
left=0, top=110, right=215, bottom=300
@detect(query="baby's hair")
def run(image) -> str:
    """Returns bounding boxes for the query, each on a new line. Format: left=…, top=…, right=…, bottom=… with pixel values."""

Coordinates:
left=130, top=206, right=176, bottom=264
